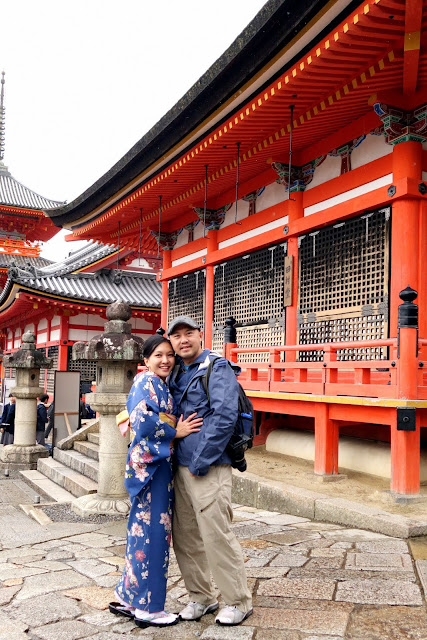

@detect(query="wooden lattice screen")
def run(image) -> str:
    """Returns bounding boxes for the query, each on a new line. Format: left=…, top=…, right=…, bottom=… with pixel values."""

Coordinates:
left=36, top=347, right=58, bottom=393
left=67, top=347, right=96, bottom=385
left=213, top=244, right=286, bottom=361
left=46, top=346, right=58, bottom=393
left=297, top=207, right=390, bottom=360
left=168, top=270, right=206, bottom=330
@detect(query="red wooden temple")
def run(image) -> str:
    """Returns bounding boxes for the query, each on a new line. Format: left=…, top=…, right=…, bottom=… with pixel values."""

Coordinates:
left=46, top=0, right=427, bottom=496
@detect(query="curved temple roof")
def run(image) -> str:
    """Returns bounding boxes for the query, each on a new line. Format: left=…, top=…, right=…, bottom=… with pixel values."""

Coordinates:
left=0, top=162, right=64, bottom=211
left=0, top=241, right=161, bottom=310
left=44, top=0, right=427, bottom=257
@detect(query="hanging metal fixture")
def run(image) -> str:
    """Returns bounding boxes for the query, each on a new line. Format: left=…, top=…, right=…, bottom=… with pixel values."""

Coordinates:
left=138, top=207, right=143, bottom=266
left=157, top=195, right=162, bottom=257
left=288, top=105, right=296, bottom=202
left=116, top=221, right=121, bottom=270
left=203, top=164, right=208, bottom=238
left=234, top=142, right=242, bottom=224
left=112, top=220, right=123, bottom=285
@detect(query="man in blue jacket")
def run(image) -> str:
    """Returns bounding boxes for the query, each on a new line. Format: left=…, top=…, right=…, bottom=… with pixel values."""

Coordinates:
left=168, top=316, right=252, bottom=627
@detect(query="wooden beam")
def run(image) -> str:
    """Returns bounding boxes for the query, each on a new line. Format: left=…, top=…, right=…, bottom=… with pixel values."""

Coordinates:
left=295, top=110, right=381, bottom=167
left=403, top=0, right=423, bottom=95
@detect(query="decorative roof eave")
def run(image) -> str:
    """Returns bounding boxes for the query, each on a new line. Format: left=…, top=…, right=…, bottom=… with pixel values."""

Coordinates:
left=0, top=203, right=60, bottom=243
left=63, top=0, right=410, bottom=247
left=45, top=0, right=348, bottom=228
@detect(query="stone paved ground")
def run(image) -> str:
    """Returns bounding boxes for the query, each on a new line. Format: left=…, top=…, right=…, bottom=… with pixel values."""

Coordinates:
left=1, top=479, right=427, bottom=640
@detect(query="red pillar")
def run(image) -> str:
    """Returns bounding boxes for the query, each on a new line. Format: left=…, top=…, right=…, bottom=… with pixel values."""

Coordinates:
left=418, top=199, right=427, bottom=348
left=388, top=141, right=422, bottom=495
left=314, top=403, right=339, bottom=476
left=204, top=230, right=218, bottom=349
left=389, top=141, right=422, bottom=336
left=58, top=315, right=69, bottom=371
left=161, top=250, right=172, bottom=331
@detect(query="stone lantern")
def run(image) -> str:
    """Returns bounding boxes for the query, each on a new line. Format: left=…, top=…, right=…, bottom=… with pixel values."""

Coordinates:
left=0, top=332, right=52, bottom=468
left=71, top=300, right=144, bottom=516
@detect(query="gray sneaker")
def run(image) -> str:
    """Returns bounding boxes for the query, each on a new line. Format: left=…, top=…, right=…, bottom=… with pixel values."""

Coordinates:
left=216, top=605, right=253, bottom=626
left=179, top=601, right=219, bottom=621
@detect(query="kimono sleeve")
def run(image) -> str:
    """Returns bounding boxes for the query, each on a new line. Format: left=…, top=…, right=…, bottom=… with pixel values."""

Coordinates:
left=127, top=377, right=176, bottom=483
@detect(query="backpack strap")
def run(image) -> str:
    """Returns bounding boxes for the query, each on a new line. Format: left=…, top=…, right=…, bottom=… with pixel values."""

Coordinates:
left=201, top=356, right=222, bottom=404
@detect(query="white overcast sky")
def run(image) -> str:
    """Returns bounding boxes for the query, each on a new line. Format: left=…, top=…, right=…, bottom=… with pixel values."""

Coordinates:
left=1, top=0, right=266, bottom=261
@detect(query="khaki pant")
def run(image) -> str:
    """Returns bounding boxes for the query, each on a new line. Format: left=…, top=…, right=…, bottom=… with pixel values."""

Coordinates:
left=172, top=465, right=252, bottom=612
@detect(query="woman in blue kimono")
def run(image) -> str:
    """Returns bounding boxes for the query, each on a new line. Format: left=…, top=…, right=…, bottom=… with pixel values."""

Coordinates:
left=110, top=334, right=202, bottom=628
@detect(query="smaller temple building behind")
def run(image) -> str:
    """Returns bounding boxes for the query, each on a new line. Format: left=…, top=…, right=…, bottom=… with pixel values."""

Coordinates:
left=0, top=242, right=161, bottom=394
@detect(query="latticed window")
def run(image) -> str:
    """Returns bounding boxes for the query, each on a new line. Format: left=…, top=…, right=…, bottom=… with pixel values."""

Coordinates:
left=67, top=347, right=96, bottom=385
left=297, top=208, right=390, bottom=360
left=213, top=244, right=286, bottom=361
left=37, top=346, right=59, bottom=393
left=168, top=270, right=206, bottom=330
left=46, top=346, right=58, bottom=394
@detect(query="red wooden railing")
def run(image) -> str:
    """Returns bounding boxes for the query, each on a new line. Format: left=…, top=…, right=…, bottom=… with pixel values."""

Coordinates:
left=228, top=338, right=410, bottom=399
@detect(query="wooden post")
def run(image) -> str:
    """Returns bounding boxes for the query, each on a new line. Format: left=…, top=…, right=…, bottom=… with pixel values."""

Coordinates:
left=204, top=230, right=218, bottom=349
left=391, top=287, right=420, bottom=495
left=389, top=141, right=422, bottom=336
left=58, top=315, right=69, bottom=371
left=285, top=191, right=304, bottom=363
left=161, top=250, right=172, bottom=330
left=314, top=402, right=338, bottom=475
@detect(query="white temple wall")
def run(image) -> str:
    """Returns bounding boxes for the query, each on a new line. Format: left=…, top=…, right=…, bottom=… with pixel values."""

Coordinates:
left=130, top=317, right=154, bottom=331
left=222, top=199, right=250, bottom=228
left=37, top=318, right=48, bottom=331
left=69, top=312, right=105, bottom=342
left=351, top=134, right=392, bottom=169
left=70, top=313, right=105, bottom=327
left=13, top=327, right=21, bottom=349
left=305, top=155, right=341, bottom=190
left=256, top=182, right=285, bottom=213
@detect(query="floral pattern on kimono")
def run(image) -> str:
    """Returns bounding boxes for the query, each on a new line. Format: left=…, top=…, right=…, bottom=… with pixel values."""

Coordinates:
left=115, top=372, right=176, bottom=613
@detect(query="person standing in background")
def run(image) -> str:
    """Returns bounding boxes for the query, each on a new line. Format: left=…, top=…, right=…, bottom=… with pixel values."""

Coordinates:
left=36, top=393, right=49, bottom=445
left=0, top=393, right=16, bottom=445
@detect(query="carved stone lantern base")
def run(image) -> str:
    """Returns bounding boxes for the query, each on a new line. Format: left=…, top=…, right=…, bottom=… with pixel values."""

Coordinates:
left=0, top=443, right=49, bottom=469
left=72, top=492, right=131, bottom=516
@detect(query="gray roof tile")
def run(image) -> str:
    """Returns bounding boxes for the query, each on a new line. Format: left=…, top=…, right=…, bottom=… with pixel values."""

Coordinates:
left=0, top=164, right=64, bottom=210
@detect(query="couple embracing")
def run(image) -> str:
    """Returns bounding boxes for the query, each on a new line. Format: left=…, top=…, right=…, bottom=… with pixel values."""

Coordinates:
left=110, top=316, right=253, bottom=629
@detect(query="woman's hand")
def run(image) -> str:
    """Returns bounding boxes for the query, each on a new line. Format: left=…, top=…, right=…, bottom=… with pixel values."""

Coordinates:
left=175, top=412, right=203, bottom=438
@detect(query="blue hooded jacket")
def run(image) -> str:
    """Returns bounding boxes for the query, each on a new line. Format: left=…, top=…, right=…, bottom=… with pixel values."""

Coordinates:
left=168, top=349, right=240, bottom=476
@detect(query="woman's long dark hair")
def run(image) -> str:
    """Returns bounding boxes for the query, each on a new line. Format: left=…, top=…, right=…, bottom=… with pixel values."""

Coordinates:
left=142, top=334, right=174, bottom=360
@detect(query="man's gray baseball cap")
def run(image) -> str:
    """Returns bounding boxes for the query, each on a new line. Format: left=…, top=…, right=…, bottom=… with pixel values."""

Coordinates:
left=167, top=316, right=201, bottom=336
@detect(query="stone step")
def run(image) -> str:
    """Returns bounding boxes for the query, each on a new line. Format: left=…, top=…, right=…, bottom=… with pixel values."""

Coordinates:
left=53, top=447, right=99, bottom=483
left=20, top=469, right=76, bottom=503
left=87, top=432, right=100, bottom=445
left=74, top=440, right=99, bottom=461
left=37, top=457, right=98, bottom=498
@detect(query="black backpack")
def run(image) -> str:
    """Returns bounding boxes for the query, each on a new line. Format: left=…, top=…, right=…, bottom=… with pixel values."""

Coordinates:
left=202, top=357, right=254, bottom=472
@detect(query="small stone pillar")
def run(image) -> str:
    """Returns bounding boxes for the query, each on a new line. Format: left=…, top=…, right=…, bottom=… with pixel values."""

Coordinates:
left=0, top=332, right=52, bottom=468
left=71, top=301, right=144, bottom=516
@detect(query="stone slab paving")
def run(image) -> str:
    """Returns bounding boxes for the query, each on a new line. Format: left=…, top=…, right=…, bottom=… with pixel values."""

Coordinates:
left=0, top=500, right=426, bottom=639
